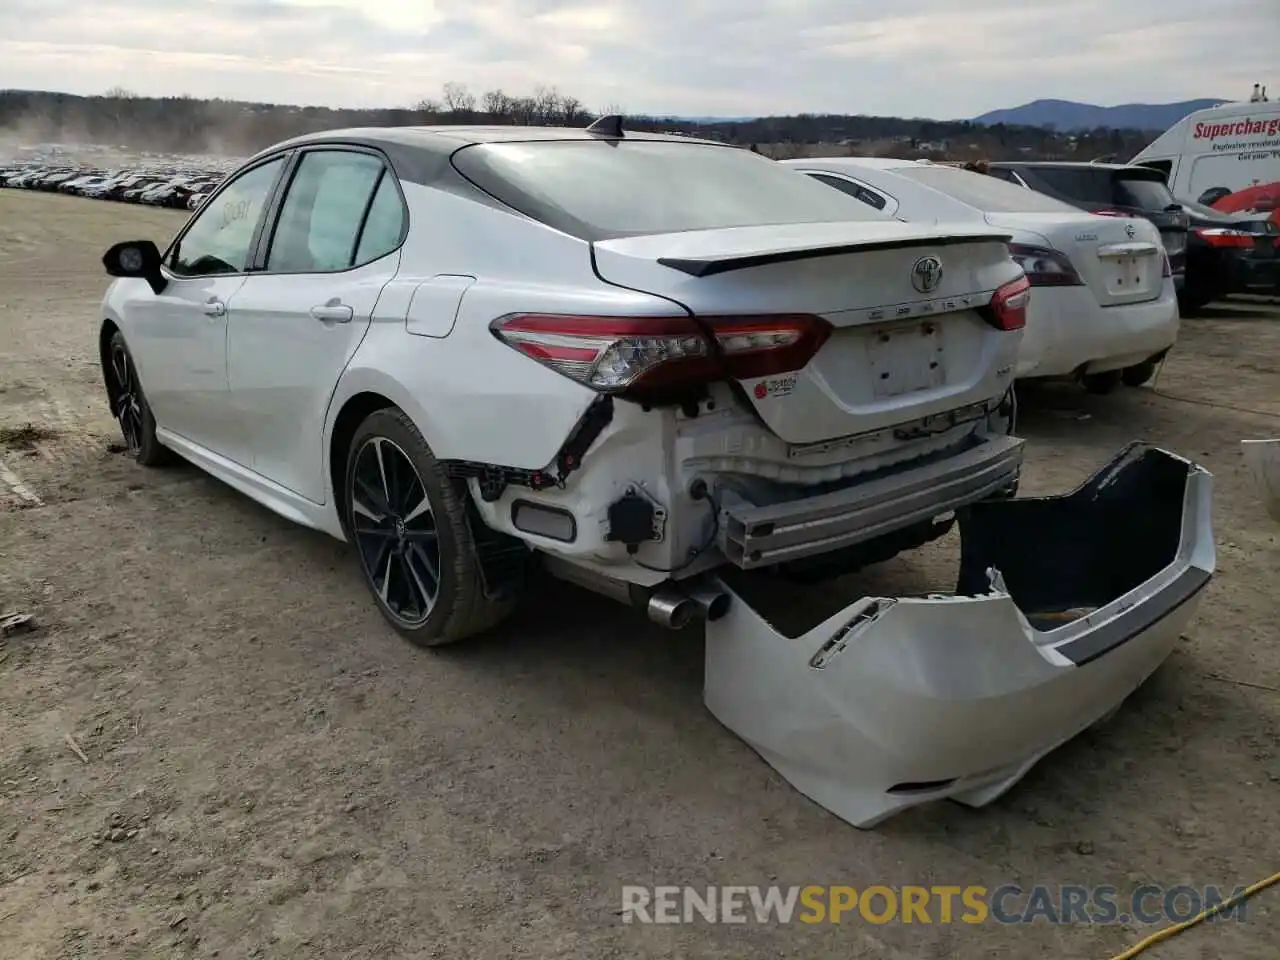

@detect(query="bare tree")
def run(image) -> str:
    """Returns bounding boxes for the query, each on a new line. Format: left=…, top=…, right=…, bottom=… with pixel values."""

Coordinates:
left=532, top=84, right=561, bottom=123
left=559, top=95, right=586, bottom=125
left=441, top=82, right=475, bottom=116
left=482, top=89, right=513, bottom=120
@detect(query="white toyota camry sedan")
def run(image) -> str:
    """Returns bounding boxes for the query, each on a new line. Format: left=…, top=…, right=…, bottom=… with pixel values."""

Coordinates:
left=98, top=121, right=1214, bottom=828
left=782, top=157, right=1182, bottom=393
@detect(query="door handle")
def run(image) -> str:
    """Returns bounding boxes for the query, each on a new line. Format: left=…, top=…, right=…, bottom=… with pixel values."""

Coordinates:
left=202, top=298, right=226, bottom=318
left=310, top=300, right=353, bottom=323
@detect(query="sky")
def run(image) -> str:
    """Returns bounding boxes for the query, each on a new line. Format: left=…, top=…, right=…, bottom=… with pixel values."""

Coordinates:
left=1, top=0, right=1274, bottom=119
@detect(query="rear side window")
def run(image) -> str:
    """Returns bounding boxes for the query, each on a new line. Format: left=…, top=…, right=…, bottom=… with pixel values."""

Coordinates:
left=1113, top=176, right=1176, bottom=211
left=267, top=150, right=386, bottom=273
left=451, top=140, right=883, bottom=241
left=806, top=173, right=890, bottom=211
left=894, top=165, right=1082, bottom=214
left=355, top=173, right=407, bottom=264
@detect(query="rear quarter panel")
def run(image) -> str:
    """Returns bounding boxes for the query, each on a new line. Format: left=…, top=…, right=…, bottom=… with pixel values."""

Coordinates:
left=329, top=181, right=688, bottom=470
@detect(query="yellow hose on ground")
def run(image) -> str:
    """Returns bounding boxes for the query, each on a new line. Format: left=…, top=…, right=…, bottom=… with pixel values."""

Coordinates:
left=1107, top=870, right=1280, bottom=960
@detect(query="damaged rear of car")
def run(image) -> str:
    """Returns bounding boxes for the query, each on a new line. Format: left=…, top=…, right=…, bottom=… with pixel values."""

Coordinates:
left=435, top=133, right=1215, bottom=826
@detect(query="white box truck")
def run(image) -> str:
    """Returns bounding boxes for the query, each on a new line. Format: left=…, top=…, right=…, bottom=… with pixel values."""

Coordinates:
left=1132, top=96, right=1280, bottom=222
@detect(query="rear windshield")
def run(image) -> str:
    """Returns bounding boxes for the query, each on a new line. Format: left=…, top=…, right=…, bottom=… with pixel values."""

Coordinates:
left=893, top=165, right=1082, bottom=214
left=1114, top=175, right=1177, bottom=211
left=450, top=140, right=883, bottom=241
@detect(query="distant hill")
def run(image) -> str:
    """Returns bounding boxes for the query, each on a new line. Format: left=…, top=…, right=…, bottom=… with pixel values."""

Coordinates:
left=973, top=98, right=1228, bottom=133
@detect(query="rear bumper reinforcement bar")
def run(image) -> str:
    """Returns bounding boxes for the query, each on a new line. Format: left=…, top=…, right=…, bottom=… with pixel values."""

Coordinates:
left=718, top=435, right=1024, bottom=569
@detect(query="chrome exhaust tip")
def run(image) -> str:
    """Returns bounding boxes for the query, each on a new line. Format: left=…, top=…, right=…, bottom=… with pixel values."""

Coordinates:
left=683, top=578, right=732, bottom=622
left=646, top=585, right=699, bottom=630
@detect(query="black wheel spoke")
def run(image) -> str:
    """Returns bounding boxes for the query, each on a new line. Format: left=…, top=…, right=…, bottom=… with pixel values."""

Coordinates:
left=408, top=542, right=440, bottom=594
left=400, top=550, right=436, bottom=617
left=353, top=477, right=391, bottom=518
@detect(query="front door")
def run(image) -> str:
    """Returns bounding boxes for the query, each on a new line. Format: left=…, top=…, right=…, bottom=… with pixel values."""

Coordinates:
left=226, top=149, right=408, bottom=504
left=129, top=155, right=288, bottom=462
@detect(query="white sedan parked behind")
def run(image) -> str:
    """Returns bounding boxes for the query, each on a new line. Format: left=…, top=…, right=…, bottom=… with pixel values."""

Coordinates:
left=97, top=123, right=1213, bottom=828
left=782, top=157, right=1181, bottom=393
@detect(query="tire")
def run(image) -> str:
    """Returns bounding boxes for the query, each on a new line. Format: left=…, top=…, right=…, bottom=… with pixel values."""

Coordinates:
left=1121, top=360, right=1158, bottom=387
left=344, top=407, right=516, bottom=647
left=1081, top=370, right=1122, bottom=395
left=104, top=329, right=172, bottom=466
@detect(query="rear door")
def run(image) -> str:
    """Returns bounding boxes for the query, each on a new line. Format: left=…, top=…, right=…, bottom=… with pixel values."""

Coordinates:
left=225, top=147, right=407, bottom=504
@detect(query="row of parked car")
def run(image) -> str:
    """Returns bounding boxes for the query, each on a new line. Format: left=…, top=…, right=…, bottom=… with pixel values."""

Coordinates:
left=0, top=159, right=227, bottom=210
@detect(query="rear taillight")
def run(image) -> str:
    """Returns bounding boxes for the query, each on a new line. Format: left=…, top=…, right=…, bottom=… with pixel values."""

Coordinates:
left=1007, top=243, right=1083, bottom=286
left=1194, top=227, right=1255, bottom=249
left=490, top=313, right=831, bottom=397
left=1093, top=210, right=1125, bottom=218
left=982, top=275, right=1031, bottom=331
left=1161, top=250, right=1172, bottom=277
left=704, top=315, right=832, bottom=380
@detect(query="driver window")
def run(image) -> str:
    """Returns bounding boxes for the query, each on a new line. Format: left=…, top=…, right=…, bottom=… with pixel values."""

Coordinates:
left=169, top=157, right=285, bottom=277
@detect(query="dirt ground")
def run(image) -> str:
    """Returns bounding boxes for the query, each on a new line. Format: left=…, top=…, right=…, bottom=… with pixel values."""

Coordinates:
left=1, top=189, right=1277, bottom=960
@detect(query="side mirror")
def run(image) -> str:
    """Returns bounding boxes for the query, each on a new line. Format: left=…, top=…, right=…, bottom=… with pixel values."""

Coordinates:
left=103, top=240, right=167, bottom=295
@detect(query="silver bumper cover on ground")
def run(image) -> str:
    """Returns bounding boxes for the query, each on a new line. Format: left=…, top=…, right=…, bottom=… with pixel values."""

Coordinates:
left=718, top=434, right=1024, bottom=569
left=704, top=443, right=1214, bottom=828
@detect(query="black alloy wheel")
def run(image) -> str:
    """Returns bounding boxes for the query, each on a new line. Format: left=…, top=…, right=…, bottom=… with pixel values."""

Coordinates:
left=104, top=330, right=170, bottom=466
left=350, top=436, right=443, bottom=627
left=108, top=339, right=145, bottom=456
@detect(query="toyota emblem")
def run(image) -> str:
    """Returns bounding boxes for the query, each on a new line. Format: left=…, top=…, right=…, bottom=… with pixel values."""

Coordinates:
left=911, top=256, right=944, bottom=294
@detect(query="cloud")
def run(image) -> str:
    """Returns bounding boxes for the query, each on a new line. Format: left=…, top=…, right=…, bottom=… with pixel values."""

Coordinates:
left=0, top=0, right=1273, bottom=118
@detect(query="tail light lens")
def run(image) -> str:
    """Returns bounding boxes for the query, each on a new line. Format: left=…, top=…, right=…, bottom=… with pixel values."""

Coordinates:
left=1161, top=249, right=1172, bottom=277
left=491, top=313, right=831, bottom=397
left=1193, top=227, right=1255, bottom=249
left=981, top=275, right=1031, bottom=331
left=1093, top=210, right=1125, bottom=218
left=1007, top=243, right=1083, bottom=286
left=705, top=315, right=832, bottom=380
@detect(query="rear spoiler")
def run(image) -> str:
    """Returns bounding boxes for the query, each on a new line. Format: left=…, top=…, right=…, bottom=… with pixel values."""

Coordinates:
left=657, top=232, right=1013, bottom=277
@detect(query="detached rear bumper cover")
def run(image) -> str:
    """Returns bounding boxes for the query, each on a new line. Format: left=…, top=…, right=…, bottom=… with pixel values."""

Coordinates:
left=704, top=443, right=1214, bottom=828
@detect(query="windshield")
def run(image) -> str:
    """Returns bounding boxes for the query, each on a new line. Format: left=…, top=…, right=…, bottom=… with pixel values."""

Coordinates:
left=451, top=140, right=883, bottom=241
left=893, top=164, right=1083, bottom=214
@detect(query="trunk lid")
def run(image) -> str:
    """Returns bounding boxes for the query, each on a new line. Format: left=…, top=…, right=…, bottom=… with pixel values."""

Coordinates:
left=988, top=211, right=1166, bottom=307
left=592, top=221, right=1022, bottom=445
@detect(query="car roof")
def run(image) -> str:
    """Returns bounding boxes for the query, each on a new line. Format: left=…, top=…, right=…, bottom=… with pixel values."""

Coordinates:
left=247, top=124, right=731, bottom=188
left=266, top=124, right=721, bottom=154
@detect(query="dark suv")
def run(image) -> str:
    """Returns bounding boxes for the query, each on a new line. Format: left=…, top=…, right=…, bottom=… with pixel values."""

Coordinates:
left=984, top=162, right=1191, bottom=292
